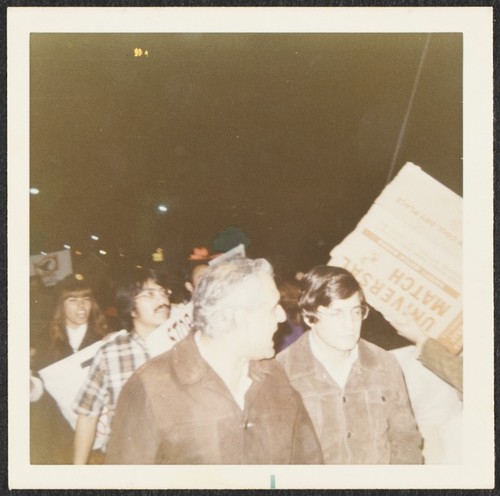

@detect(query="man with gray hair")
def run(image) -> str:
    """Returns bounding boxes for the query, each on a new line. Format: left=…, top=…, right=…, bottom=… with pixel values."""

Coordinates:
left=106, top=256, right=323, bottom=464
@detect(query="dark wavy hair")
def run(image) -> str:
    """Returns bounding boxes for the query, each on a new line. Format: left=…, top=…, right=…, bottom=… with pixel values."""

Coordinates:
left=277, top=278, right=303, bottom=325
left=298, top=265, right=366, bottom=325
left=48, top=275, right=108, bottom=360
left=115, top=267, right=169, bottom=332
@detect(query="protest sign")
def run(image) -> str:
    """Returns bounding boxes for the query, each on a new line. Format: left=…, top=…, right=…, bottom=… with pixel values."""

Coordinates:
left=209, top=243, right=246, bottom=265
left=329, top=162, right=462, bottom=354
left=38, top=314, right=191, bottom=450
left=30, top=249, right=73, bottom=286
left=38, top=339, right=109, bottom=450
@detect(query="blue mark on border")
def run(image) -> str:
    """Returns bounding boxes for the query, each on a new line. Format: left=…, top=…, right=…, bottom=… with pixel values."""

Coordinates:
left=270, top=474, right=276, bottom=489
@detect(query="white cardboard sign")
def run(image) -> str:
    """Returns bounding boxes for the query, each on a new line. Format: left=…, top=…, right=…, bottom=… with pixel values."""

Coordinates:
left=329, top=162, right=462, bottom=354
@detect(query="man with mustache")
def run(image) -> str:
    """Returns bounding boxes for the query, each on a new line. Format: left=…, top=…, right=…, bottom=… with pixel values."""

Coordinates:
left=106, top=257, right=322, bottom=464
left=73, top=268, right=178, bottom=464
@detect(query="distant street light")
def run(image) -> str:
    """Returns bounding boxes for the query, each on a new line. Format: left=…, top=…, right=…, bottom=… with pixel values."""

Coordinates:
left=63, top=244, right=71, bottom=250
left=90, top=235, right=99, bottom=241
left=158, top=204, right=168, bottom=213
left=99, top=249, right=107, bottom=255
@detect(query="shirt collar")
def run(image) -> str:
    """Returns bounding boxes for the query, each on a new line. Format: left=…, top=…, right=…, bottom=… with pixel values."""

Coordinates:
left=309, top=330, right=359, bottom=366
left=308, top=331, right=359, bottom=388
left=65, top=323, right=88, bottom=352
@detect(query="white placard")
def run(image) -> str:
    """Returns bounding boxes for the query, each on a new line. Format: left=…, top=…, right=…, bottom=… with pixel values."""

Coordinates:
left=329, top=163, right=462, bottom=354
left=37, top=339, right=108, bottom=450
left=30, top=249, right=73, bottom=286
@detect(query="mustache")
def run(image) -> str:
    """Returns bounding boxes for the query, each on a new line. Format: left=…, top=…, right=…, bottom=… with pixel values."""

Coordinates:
left=155, top=303, right=171, bottom=312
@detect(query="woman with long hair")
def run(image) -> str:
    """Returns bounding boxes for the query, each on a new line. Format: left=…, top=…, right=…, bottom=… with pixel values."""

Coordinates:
left=31, top=274, right=109, bottom=464
left=34, top=275, right=109, bottom=369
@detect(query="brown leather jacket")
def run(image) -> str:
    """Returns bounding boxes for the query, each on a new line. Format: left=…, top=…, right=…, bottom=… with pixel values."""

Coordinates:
left=106, top=332, right=323, bottom=464
left=277, top=333, right=423, bottom=464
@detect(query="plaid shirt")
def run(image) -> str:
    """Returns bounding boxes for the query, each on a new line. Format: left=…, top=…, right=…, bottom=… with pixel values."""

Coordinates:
left=73, top=306, right=192, bottom=452
left=73, top=330, right=151, bottom=450
left=74, top=330, right=150, bottom=414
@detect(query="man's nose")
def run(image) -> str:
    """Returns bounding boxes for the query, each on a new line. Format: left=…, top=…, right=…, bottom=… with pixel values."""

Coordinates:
left=276, top=304, right=287, bottom=323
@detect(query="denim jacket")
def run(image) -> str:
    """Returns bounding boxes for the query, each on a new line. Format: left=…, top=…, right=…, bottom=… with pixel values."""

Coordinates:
left=277, top=333, right=423, bottom=464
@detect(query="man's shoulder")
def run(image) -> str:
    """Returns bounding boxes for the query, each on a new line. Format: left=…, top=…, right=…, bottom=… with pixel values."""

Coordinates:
left=358, top=339, right=402, bottom=372
left=100, top=329, right=131, bottom=347
left=132, top=336, right=192, bottom=382
left=277, top=331, right=310, bottom=360
left=89, top=330, right=132, bottom=357
left=275, top=332, right=312, bottom=377
left=254, top=356, right=288, bottom=376
left=252, top=358, right=303, bottom=401
left=136, top=346, right=174, bottom=377
left=359, top=338, right=396, bottom=357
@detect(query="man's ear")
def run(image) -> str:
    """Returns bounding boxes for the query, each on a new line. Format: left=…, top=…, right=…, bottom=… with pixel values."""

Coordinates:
left=303, top=314, right=314, bottom=328
left=184, top=281, right=194, bottom=294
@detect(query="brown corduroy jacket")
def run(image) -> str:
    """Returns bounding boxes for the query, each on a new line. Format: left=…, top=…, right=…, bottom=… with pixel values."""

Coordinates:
left=277, top=333, right=423, bottom=464
left=106, top=332, right=323, bottom=464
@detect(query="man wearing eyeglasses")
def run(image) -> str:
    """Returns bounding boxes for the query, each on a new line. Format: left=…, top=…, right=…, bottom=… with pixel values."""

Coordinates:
left=73, top=268, right=188, bottom=464
left=277, top=265, right=422, bottom=464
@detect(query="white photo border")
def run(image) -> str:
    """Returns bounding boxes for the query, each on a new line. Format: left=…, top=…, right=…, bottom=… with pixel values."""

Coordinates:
left=8, top=6, right=494, bottom=490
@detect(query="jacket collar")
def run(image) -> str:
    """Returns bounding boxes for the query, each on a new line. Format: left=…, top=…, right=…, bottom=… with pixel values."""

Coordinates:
left=285, top=332, right=378, bottom=378
left=171, top=332, right=209, bottom=384
left=171, top=331, right=272, bottom=385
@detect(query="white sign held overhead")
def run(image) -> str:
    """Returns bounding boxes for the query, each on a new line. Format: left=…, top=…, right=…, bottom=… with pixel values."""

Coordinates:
left=30, top=249, right=73, bottom=286
left=329, top=162, right=462, bottom=355
left=209, top=243, right=246, bottom=266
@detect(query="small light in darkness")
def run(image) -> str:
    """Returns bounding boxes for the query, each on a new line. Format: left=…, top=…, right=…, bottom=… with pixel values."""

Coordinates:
left=30, top=188, right=40, bottom=195
left=90, top=235, right=99, bottom=241
left=134, top=48, right=149, bottom=57
left=75, top=273, right=84, bottom=281
left=63, top=244, right=71, bottom=250
left=158, top=204, right=168, bottom=213
left=99, top=249, right=107, bottom=255
left=152, top=248, right=164, bottom=262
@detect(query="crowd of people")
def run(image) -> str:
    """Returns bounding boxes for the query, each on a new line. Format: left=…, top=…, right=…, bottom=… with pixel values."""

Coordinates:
left=29, top=253, right=462, bottom=465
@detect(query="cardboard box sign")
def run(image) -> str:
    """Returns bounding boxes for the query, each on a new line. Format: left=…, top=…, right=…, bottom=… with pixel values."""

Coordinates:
left=329, top=162, right=462, bottom=355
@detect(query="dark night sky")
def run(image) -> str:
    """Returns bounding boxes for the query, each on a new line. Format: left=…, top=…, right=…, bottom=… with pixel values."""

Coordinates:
left=30, top=33, right=462, bottom=276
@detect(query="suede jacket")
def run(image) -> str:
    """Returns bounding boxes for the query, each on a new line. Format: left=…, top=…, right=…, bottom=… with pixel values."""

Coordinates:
left=106, top=332, right=323, bottom=464
left=277, top=334, right=423, bottom=464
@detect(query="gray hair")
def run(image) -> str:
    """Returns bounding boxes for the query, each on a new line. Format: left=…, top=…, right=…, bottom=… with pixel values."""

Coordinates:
left=192, top=256, right=274, bottom=338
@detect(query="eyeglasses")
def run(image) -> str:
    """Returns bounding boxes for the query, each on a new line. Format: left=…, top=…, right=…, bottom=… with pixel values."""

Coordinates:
left=317, top=305, right=369, bottom=322
left=135, top=287, right=172, bottom=300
